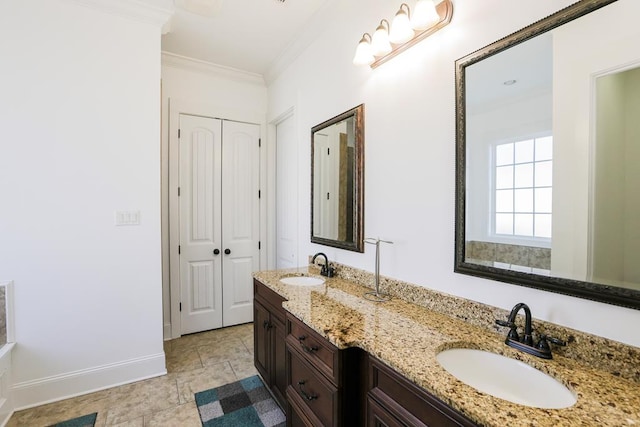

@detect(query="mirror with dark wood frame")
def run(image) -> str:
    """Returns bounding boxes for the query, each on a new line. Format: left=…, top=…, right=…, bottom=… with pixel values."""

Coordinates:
left=455, top=0, right=640, bottom=309
left=311, top=105, right=364, bottom=252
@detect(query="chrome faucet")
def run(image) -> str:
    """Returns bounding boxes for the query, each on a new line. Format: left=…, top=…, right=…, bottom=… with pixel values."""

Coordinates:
left=312, top=252, right=335, bottom=277
left=496, top=302, right=566, bottom=359
left=363, top=237, right=393, bottom=302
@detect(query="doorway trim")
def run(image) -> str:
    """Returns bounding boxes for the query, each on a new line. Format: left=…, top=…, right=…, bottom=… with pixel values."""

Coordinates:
left=267, top=106, right=296, bottom=270
left=166, top=97, right=266, bottom=339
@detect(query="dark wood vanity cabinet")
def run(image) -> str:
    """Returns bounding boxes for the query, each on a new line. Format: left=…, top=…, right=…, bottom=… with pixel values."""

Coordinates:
left=367, top=356, right=477, bottom=427
left=253, top=279, right=476, bottom=426
left=253, top=279, right=287, bottom=410
left=285, top=313, right=365, bottom=427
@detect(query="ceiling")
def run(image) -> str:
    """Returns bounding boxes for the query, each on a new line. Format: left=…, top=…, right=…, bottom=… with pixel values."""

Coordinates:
left=161, top=0, right=329, bottom=76
left=466, top=32, right=553, bottom=111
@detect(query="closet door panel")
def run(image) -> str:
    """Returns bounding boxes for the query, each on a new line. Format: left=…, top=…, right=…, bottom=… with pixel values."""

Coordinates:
left=179, top=114, right=223, bottom=334
left=222, top=120, right=260, bottom=326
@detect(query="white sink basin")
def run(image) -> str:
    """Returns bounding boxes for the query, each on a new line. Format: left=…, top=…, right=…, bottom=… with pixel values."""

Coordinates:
left=436, top=348, right=576, bottom=409
left=279, top=276, right=325, bottom=286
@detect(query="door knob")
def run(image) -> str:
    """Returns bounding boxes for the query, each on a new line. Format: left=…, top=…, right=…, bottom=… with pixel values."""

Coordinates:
left=224, top=249, right=231, bottom=255
left=213, top=249, right=220, bottom=255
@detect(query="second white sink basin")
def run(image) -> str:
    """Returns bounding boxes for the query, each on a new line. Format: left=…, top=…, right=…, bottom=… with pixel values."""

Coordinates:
left=436, top=348, right=576, bottom=409
left=279, top=276, right=325, bottom=286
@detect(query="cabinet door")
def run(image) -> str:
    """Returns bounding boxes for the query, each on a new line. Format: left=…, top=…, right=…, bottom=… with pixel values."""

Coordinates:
left=367, top=396, right=405, bottom=427
left=254, top=299, right=271, bottom=383
left=272, top=313, right=287, bottom=409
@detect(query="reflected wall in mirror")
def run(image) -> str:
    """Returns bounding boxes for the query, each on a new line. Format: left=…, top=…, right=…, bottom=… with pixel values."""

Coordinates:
left=455, top=0, right=640, bottom=309
left=311, top=104, right=364, bottom=252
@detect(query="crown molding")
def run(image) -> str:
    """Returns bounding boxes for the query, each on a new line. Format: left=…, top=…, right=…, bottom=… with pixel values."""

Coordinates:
left=162, top=52, right=266, bottom=86
left=62, top=0, right=174, bottom=31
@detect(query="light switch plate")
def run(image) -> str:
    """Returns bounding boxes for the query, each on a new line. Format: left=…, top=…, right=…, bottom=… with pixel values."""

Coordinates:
left=115, top=210, right=140, bottom=226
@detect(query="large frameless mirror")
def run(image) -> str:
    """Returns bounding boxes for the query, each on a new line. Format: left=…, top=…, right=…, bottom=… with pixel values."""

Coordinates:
left=455, top=0, right=640, bottom=309
left=311, top=105, right=365, bottom=252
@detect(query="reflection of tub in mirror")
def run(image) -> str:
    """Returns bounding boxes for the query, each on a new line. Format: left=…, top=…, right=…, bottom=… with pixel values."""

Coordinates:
left=455, top=0, right=640, bottom=309
left=311, top=105, right=364, bottom=252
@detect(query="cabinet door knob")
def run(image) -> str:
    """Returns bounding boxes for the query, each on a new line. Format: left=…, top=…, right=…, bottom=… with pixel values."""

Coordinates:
left=297, top=380, right=318, bottom=401
left=298, top=336, right=318, bottom=353
left=224, top=248, right=231, bottom=255
left=213, top=249, right=220, bottom=255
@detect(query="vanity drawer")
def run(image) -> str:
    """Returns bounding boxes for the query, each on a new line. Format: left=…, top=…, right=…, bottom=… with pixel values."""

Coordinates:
left=287, top=347, right=338, bottom=427
left=286, top=313, right=340, bottom=384
left=368, top=356, right=477, bottom=427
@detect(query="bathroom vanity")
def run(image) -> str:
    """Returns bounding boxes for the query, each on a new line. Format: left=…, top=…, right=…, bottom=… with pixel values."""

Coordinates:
left=253, top=268, right=639, bottom=427
left=254, top=278, right=475, bottom=426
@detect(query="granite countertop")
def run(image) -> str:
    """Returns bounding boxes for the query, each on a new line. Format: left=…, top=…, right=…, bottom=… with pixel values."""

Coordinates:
left=254, top=267, right=640, bottom=427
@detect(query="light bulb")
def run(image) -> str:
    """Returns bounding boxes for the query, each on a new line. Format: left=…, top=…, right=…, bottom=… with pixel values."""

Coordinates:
left=353, top=33, right=374, bottom=66
left=412, top=0, right=439, bottom=30
left=389, top=3, right=414, bottom=44
left=371, top=20, right=392, bottom=56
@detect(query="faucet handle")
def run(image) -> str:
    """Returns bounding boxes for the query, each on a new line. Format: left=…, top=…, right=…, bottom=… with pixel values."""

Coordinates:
left=539, top=334, right=566, bottom=346
left=495, top=319, right=514, bottom=328
left=495, top=319, right=519, bottom=341
left=535, top=334, right=566, bottom=354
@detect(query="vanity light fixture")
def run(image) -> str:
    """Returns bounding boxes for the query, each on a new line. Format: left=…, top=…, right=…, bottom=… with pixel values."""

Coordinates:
left=412, top=0, right=440, bottom=30
left=371, top=20, right=392, bottom=56
left=353, top=0, right=453, bottom=68
left=353, top=33, right=375, bottom=66
left=389, top=4, right=414, bottom=44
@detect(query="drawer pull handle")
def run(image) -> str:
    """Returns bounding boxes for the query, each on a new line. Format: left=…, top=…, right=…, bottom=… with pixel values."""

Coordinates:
left=297, top=380, right=318, bottom=401
left=297, top=336, right=318, bottom=353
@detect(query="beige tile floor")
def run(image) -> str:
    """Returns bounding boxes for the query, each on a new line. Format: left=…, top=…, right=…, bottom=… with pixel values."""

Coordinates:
left=8, top=323, right=258, bottom=426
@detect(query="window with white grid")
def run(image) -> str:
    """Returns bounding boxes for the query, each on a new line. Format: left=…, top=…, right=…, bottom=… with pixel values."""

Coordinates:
left=493, top=136, right=552, bottom=239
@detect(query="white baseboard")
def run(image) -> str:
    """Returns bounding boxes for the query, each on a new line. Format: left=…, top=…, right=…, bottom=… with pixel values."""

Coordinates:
left=12, top=352, right=167, bottom=410
left=163, top=322, right=172, bottom=341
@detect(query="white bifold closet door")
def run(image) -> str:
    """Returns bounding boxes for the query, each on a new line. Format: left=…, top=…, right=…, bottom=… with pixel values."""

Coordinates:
left=179, top=114, right=259, bottom=335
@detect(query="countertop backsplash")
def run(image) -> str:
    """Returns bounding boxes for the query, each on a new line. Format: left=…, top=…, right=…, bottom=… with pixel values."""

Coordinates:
left=307, top=258, right=640, bottom=383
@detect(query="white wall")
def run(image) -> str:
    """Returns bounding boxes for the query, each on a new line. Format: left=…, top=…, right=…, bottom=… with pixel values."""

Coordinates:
left=0, top=0, right=170, bottom=408
left=267, top=0, right=640, bottom=347
left=160, top=55, right=268, bottom=339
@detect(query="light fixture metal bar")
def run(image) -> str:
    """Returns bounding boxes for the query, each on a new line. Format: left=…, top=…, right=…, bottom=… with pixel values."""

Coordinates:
left=370, top=0, right=453, bottom=68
